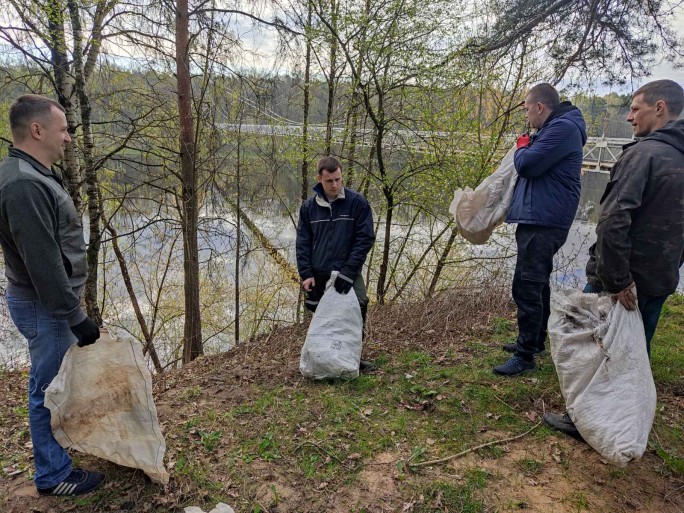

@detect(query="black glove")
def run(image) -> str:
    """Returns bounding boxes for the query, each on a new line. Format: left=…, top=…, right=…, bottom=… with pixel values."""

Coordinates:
left=70, top=317, right=101, bottom=347
left=334, top=273, right=355, bottom=294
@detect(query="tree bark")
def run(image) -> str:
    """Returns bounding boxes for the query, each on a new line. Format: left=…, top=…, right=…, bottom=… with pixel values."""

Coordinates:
left=301, top=1, right=313, bottom=203
left=67, top=0, right=102, bottom=325
left=176, top=0, right=203, bottom=363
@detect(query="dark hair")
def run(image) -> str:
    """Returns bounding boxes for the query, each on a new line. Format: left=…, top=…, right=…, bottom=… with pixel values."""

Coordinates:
left=317, top=156, right=342, bottom=175
left=633, top=80, right=684, bottom=117
left=9, top=94, right=65, bottom=137
left=526, top=83, right=560, bottom=110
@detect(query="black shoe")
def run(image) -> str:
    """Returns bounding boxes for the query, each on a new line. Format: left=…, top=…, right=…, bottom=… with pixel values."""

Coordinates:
left=493, top=356, right=535, bottom=376
left=543, top=412, right=585, bottom=443
left=37, top=468, right=105, bottom=496
left=359, top=360, right=376, bottom=373
left=502, top=342, right=547, bottom=357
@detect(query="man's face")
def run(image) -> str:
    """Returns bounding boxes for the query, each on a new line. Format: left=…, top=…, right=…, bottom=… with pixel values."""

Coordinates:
left=626, top=94, right=662, bottom=137
left=39, top=107, right=71, bottom=165
left=523, top=95, right=545, bottom=130
left=318, top=168, right=342, bottom=199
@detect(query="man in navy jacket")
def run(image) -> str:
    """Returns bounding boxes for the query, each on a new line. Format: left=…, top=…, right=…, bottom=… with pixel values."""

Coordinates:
left=494, top=83, right=587, bottom=376
left=296, top=156, right=375, bottom=366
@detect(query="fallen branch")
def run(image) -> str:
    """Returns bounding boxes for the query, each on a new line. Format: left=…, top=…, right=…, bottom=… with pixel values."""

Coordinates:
left=408, top=421, right=543, bottom=468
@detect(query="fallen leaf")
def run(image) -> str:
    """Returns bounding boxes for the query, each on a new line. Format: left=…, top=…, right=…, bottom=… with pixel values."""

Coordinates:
left=526, top=411, right=538, bottom=422
left=347, top=453, right=362, bottom=460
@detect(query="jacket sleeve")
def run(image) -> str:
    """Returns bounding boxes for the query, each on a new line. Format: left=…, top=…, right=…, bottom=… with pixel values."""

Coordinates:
left=514, top=121, right=578, bottom=179
left=3, top=180, right=86, bottom=325
left=595, top=150, right=650, bottom=293
left=295, top=201, right=314, bottom=280
left=341, top=198, right=375, bottom=278
left=584, top=243, right=604, bottom=291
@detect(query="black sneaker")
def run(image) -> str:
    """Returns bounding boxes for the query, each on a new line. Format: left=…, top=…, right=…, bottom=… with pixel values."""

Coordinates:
left=543, top=412, right=586, bottom=443
left=359, top=360, right=376, bottom=373
left=493, top=356, right=535, bottom=376
left=37, top=468, right=105, bottom=496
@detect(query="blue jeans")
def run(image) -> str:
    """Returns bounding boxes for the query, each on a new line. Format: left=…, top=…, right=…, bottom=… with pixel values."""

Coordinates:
left=582, top=284, right=667, bottom=357
left=6, top=295, right=75, bottom=488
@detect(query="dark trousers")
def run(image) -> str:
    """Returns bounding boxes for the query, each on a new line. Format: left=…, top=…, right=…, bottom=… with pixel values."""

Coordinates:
left=583, top=283, right=667, bottom=357
left=304, top=273, right=369, bottom=325
left=513, top=224, right=569, bottom=361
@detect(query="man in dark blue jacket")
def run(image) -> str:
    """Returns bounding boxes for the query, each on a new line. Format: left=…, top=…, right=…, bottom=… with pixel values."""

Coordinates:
left=494, top=83, right=587, bottom=376
left=296, top=156, right=375, bottom=364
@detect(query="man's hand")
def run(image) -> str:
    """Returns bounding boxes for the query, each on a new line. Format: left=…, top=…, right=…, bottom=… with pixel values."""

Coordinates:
left=334, top=273, right=354, bottom=294
left=611, top=282, right=637, bottom=311
left=516, top=133, right=531, bottom=149
left=302, top=277, right=316, bottom=292
left=70, top=317, right=101, bottom=347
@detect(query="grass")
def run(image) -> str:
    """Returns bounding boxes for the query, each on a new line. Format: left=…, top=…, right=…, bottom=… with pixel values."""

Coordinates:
left=1, top=293, right=683, bottom=512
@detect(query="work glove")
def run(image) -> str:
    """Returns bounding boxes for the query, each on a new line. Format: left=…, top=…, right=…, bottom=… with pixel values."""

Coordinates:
left=334, top=273, right=355, bottom=294
left=516, top=133, right=531, bottom=149
left=70, top=317, right=101, bottom=347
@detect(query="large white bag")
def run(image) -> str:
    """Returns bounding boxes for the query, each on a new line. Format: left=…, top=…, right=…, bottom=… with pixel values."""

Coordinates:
left=45, top=330, right=169, bottom=484
left=300, top=272, right=363, bottom=380
left=449, top=144, right=518, bottom=244
left=548, top=289, right=656, bottom=467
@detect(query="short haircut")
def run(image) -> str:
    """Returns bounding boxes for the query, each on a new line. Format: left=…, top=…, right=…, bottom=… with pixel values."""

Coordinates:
left=633, top=80, right=684, bottom=117
left=9, top=94, right=65, bottom=138
left=526, top=83, right=560, bottom=110
left=317, top=156, right=342, bottom=175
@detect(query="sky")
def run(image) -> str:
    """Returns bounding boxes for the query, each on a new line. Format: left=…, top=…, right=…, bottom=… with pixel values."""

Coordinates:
left=234, top=4, right=684, bottom=95
left=645, top=9, right=684, bottom=87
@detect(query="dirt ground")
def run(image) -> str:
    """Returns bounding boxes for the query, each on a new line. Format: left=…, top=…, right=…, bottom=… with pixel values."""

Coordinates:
left=1, top=293, right=683, bottom=513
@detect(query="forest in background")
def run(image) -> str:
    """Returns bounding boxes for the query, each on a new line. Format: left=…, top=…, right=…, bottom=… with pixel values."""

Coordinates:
left=0, top=0, right=682, bottom=371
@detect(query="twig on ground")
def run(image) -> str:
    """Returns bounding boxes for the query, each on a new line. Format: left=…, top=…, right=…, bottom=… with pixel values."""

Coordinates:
left=294, top=440, right=343, bottom=464
left=408, top=421, right=543, bottom=468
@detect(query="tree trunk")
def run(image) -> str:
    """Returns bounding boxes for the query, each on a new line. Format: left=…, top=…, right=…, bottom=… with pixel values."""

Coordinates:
left=234, top=125, right=241, bottom=346
left=428, top=228, right=458, bottom=295
left=46, top=0, right=82, bottom=209
left=99, top=195, right=164, bottom=374
left=176, top=0, right=202, bottom=363
left=324, top=0, right=338, bottom=155
left=67, top=0, right=102, bottom=325
left=301, top=1, right=313, bottom=203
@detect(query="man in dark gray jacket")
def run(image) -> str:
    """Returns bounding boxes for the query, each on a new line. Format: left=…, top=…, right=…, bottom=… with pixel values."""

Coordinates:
left=545, top=79, right=684, bottom=438
left=0, top=95, right=103, bottom=495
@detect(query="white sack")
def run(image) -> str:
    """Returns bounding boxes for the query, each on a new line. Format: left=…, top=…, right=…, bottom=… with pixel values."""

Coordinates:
left=449, top=144, right=518, bottom=244
left=45, top=330, right=169, bottom=484
left=185, top=503, right=236, bottom=513
left=548, top=289, right=656, bottom=467
left=300, top=272, right=363, bottom=380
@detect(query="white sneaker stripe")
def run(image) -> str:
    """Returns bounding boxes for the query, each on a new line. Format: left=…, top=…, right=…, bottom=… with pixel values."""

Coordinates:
left=65, top=483, right=77, bottom=495
left=53, top=482, right=67, bottom=494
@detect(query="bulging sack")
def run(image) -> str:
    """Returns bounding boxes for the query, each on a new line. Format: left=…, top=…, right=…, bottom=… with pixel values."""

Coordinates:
left=45, top=330, right=169, bottom=484
left=548, top=289, right=656, bottom=467
left=300, top=272, right=363, bottom=380
left=449, top=144, right=517, bottom=244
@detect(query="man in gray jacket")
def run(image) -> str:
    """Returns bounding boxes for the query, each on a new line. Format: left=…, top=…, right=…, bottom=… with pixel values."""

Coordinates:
left=545, top=79, right=684, bottom=438
left=0, top=95, right=103, bottom=495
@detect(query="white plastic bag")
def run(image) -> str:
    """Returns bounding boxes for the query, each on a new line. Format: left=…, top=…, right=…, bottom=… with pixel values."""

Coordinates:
left=548, top=289, right=656, bottom=467
left=45, top=330, right=169, bottom=484
left=449, top=144, right=518, bottom=244
left=300, top=272, right=363, bottom=380
left=185, top=503, right=236, bottom=513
